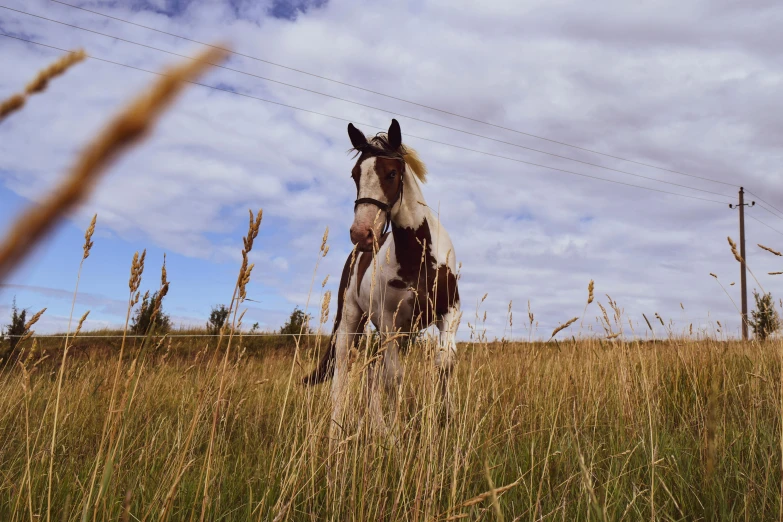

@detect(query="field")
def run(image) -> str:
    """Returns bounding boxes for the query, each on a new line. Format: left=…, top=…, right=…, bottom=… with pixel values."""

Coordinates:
left=0, top=332, right=781, bottom=521
left=3, top=35, right=783, bottom=522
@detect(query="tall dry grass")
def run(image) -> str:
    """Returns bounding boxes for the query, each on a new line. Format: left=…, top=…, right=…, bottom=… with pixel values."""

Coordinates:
left=1, top=329, right=781, bottom=520
left=0, top=49, right=86, bottom=123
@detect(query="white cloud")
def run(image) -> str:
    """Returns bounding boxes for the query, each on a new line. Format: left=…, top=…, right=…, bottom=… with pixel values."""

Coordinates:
left=1, top=0, right=782, bottom=339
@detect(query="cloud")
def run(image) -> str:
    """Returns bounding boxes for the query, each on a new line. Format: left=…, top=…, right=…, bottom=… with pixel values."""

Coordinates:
left=2, top=0, right=782, bottom=340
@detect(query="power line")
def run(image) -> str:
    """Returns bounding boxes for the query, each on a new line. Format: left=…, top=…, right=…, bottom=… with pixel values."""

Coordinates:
left=47, top=0, right=740, bottom=189
left=0, top=32, right=732, bottom=206
left=0, top=5, right=737, bottom=202
left=752, top=201, right=783, bottom=223
left=748, top=215, right=783, bottom=237
left=745, top=188, right=783, bottom=220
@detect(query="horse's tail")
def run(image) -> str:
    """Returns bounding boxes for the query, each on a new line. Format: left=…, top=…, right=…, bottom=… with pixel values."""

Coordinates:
left=302, top=338, right=336, bottom=385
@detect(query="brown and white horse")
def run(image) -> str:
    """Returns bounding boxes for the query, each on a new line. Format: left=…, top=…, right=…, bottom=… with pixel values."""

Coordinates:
left=303, top=119, right=461, bottom=436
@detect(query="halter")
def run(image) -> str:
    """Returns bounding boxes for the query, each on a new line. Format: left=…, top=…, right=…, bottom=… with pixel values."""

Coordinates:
left=353, top=155, right=405, bottom=237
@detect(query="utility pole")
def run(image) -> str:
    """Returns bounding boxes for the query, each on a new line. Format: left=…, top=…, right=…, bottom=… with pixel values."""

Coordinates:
left=729, top=187, right=755, bottom=340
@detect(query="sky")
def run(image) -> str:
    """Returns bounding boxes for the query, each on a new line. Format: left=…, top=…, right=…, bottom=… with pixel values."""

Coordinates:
left=1, top=0, right=782, bottom=341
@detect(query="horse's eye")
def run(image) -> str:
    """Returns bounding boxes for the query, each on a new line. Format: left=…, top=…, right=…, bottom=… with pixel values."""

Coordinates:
left=388, top=170, right=396, bottom=180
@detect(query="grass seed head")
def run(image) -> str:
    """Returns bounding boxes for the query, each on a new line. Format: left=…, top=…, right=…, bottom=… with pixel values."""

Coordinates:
left=74, top=310, right=90, bottom=338
left=25, top=49, right=87, bottom=95
left=727, top=236, right=743, bottom=263
left=320, top=291, right=331, bottom=325
left=24, top=308, right=46, bottom=330
left=0, top=46, right=226, bottom=283
left=758, top=244, right=782, bottom=256
left=320, top=226, right=329, bottom=255
left=82, top=214, right=97, bottom=260
left=0, top=94, right=25, bottom=122
left=550, top=317, right=579, bottom=340
left=642, top=313, right=653, bottom=332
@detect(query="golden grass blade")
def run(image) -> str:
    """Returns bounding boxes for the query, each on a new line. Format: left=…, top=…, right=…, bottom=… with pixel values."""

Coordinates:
left=0, top=94, right=25, bottom=121
left=549, top=317, right=579, bottom=341
left=727, top=236, right=743, bottom=263
left=25, top=50, right=87, bottom=95
left=759, top=244, right=782, bottom=256
left=642, top=313, right=653, bottom=332
left=0, top=45, right=228, bottom=283
left=0, top=50, right=86, bottom=124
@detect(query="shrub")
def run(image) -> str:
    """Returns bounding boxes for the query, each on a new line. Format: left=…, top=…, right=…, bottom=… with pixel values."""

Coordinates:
left=130, top=291, right=171, bottom=335
left=280, top=307, right=311, bottom=336
left=750, top=290, right=780, bottom=341
left=207, top=304, right=230, bottom=335
left=4, top=297, right=27, bottom=353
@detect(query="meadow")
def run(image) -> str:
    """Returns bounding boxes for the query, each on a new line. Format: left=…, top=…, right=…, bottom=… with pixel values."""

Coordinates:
left=1, top=328, right=781, bottom=521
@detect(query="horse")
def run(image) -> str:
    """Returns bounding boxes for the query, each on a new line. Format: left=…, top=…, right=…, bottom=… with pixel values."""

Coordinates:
left=303, top=118, right=461, bottom=437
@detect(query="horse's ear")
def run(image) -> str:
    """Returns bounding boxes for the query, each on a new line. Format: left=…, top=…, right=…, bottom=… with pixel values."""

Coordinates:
left=347, top=123, right=368, bottom=150
left=388, top=119, right=402, bottom=150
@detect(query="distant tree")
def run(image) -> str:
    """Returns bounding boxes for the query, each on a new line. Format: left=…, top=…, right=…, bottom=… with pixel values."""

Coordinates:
left=750, top=290, right=780, bottom=341
left=130, top=291, right=171, bottom=335
left=280, top=307, right=311, bottom=336
left=207, top=304, right=230, bottom=335
left=250, top=322, right=259, bottom=334
left=5, top=297, right=27, bottom=352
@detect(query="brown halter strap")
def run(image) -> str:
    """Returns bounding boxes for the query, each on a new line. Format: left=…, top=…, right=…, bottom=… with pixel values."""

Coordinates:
left=354, top=163, right=405, bottom=236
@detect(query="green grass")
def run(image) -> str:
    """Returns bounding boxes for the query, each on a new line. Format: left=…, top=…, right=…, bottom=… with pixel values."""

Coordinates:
left=0, top=335, right=780, bottom=521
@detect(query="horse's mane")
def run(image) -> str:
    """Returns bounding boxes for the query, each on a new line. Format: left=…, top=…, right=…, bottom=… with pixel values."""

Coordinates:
left=349, top=132, right=427, bottom=183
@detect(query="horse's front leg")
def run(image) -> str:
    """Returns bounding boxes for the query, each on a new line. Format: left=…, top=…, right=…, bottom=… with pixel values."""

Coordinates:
left=330, top=300, right=364, bottom=446
left=434, top=305, right=461, bottom=419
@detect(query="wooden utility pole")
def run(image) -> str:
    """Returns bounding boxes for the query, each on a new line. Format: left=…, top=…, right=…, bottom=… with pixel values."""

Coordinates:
left=730, top=187, right=755, bottom=340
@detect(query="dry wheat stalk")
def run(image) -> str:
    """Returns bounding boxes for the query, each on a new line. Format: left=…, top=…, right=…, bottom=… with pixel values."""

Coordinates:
left=459, top=478, right=521, bottom=508
left=0, top=45, right=227, bottom=282
left=19, top=308, right=46, bottom=345
left=587, top=280, right=594, bottom=304
left=129, top=250, right=146, bottom=306
left=151, top=255, right=170, bottom=325
left=73, top=310, right=90, bottom=338
left=25, top=50, right=87, bottom=95
left=0, top=50, right=86, bottom=124
left=642, top=313, right=653, bottom=332
left=550, top=317, right=579, bottom=340
left=0, top=94, right=25, bottom=121
left=759, top=244, right=782, bottom=256
left=320, top=226, right=329, bottom=255
left=320, top=291, right=331, bottom=325
left=83, top=214, right=96, bottom=260
left=770, top=272, right=783, bottom=276
left=728, top=236, right=743, bottom=263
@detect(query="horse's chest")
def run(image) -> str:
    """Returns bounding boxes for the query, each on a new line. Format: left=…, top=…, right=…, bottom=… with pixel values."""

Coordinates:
left=354, top=238, right=458, bottom=326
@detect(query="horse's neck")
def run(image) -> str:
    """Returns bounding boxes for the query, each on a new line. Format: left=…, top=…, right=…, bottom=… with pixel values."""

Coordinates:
left=392, top=171, right=430, bottom=231
left=390, top=172, right=443, bottom=278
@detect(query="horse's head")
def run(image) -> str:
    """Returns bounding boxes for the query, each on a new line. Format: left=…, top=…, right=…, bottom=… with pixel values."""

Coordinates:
left=347, top=119, right=406, bottom=252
